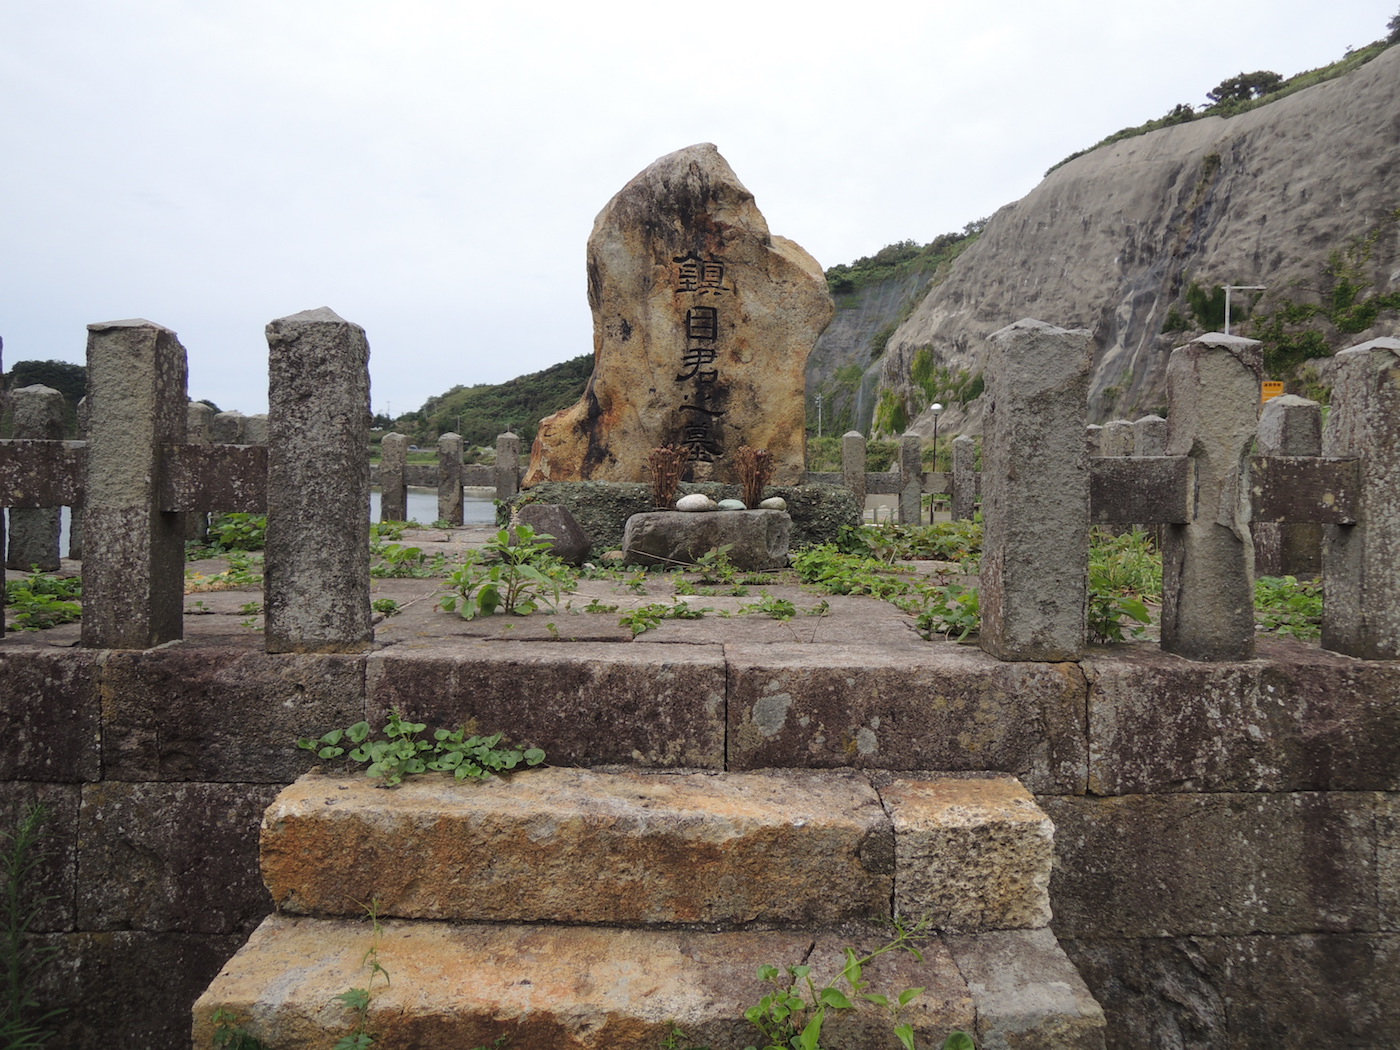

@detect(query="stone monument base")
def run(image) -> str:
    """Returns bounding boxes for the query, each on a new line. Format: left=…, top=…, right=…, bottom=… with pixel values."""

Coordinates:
left=621, top=510, right=791, bottom=571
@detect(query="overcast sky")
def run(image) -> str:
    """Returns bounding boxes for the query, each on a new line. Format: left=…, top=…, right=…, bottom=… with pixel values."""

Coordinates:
left=2, top=0, right=1392, bottom=418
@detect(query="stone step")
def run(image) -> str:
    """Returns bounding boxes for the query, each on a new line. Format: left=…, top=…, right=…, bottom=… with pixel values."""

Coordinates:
left=193, top=916, right=1105, bottom=1050
left=261, top=768, right=1053, bottom=931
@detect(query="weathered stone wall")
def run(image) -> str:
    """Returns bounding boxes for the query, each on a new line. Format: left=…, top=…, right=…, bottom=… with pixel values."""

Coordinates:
left=2, top=634, right=1394, bottom=1048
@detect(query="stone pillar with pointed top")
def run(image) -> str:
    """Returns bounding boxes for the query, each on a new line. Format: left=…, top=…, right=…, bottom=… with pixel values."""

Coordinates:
left=979, top=319, right=1092, bottom=661
left=5, top=385, right=66, bottom=571
left=1159, top=333, right=1262, bottom=661
left=1321, top=337, right=1400, bottom=659
left=81, top=319, right=189, bottom=649
left=496, top=432, right=521, bottom=503
left=842, top=431, right=867, bottom=510
left=264, top=308, right=372, bottom=654
left=898, top=432, right=922, bottom=524
left=379, top=433, right=408, bottom=522
left=437, top=433, right=464, bottom=525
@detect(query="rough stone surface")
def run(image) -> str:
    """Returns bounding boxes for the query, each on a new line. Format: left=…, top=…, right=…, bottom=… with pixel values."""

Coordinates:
left=513, top=502, right=591, bottom=565
left=365, top=642, right=726, bottom=768
left=1160, top=334, right=1262, bottom=660
left=0, top=782, right=80, bottom=930
left=5, top=385, right=65, bottom=571
left=726, top=644, right=1088, bottom=794
left=194, top=916, right=975, bottom=1050
left=211, top=410, right=246, bottom=444
left=378, top=431, right=408, bottom=522
left=525, top=143, right=833, bottom=487
left=1061, top=933, right=1400, bottom=1050
left=944, top=928, right=1106, bottom=1050
left=45, top=931, right=250, bottom=1050
left=0, top=649, right=101, bottom=781
left=77, top=781, right=279, bottom=934
left=436, top=432, right=463, bottom=524
left=877, top=45, right=1400, bottom=433
left=1085, top=639, right=1400, bottom=793
left=262, top=768, right=893, bottom=925
left=880, top=774, right=1053, bottom=931
left=1254, top=386, right=1325, bottom=571
left=979, top=319, right=1091, bottom=661
left=1321, top=337, right=1400, bottom=658
left=1133, top=414, right=1167, bottom=455
left=1041, top=792, right=1380, bottom=938
left=622, top=509, right=790, bottom=570
left=99, top=649, right=366, bottom=781
left=81, top=318, right=189, bottom=648
left=264, top=307, right=373, bottom=653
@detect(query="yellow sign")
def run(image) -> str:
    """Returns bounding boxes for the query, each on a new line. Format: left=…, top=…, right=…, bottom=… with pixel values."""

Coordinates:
left=1261, top=381, right=1284, bottom=403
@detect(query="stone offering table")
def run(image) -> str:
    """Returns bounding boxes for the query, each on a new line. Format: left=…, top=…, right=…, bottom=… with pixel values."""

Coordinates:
left=621, top=508, right=791, bottom=570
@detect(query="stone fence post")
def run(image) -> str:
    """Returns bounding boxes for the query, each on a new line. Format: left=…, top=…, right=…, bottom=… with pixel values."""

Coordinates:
left=1254, top=395, right=1323, bottom=577
left=951, top=435, right=977, bottom=521
left=1160, top=334, right=1261, bottom=661
left=211, top=410, right=246, bottom=444
left=81, top=319, right=189, bottom=649
left=185, top=400, right=215, bottom=542
left=1133, top=415, right=1167, bottom=455
left=1321, top=337, right=1400, bottom=659
left=379, top=432, right=408, bottom=522
left=979, top=319, right=1091, bottom=661
left=842, top=431, right=866, bottom=510
left=5, top=385, right=65, bottom=572
left=438, top=432, right=464, bottom=525
left=495, top=431, right=521, bottom=503
left=264, top=308, right=372, bottom=654
left=898, top=432, right=922, bottom=524
left=68, top=396, right=88, bottom=559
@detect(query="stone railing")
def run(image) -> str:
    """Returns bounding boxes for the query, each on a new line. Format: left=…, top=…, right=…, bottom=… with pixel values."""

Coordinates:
left=3, top=314, right=1396, bottom=664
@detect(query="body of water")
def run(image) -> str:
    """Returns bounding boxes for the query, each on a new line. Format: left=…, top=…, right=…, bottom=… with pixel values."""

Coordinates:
left=5, top=488, right=496, bottom=563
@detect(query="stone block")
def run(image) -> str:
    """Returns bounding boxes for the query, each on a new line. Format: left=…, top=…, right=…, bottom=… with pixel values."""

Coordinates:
left=979, top=319, right=1092, bottom=661
left=262, top=768, right=892, bottom=925
left=1160, top=333, right=1262, bottom=661
left=264, top=307, right=373, bottom=654
left=194, top=916, right=974, bottom=1050
left=38, top=930, right=249, bottom=1050
left=77, top=781, right=280, bottom=934
left=622, top=509, right=790, bottom=570
left=81, top=318, right=189, bottom=649
left=513, top=502, right=591, bottom=565
left=726, top=643, right=1088, bottom=794
left=943, top=928, right=1105, bottom=1050
left=0, top=649, right=101, bottom=781
left=1321, top=337, right=1400, bottom=658
left=437, top=432, right=463, bottom=525
left=0, top=782, right=80, bottom=930
left=1040, top=792, right=1380, bottom=938
left=378, top=431, right=408, bottom=521
left=1061, top=933, right=1400, bottom=1050
left=1381, top=793, right=1400, bottom=930
left=1085, top=640, right=1400, bottom=793
left=366, top=642, right=726, bottom=768
left=879, top=774, right=1053, bottom=931
left=99, top=648, right=366, bottom=781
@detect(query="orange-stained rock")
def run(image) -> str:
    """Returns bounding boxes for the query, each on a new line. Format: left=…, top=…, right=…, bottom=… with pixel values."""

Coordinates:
left=193, top=915, right=976, bottom=1050
left=523, top=143, right=833, bottom=488
left=880, top=773, right=1054, bottom=931
left=261, top=767, right=893, bottom=926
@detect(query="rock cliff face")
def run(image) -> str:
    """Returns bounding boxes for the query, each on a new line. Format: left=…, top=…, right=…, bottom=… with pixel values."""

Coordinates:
left=877, top=44, right=1400, bottom=438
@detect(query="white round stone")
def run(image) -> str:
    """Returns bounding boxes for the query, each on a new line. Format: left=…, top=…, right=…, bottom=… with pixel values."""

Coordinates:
left=716, top=499, right=747, bottom=511
left=675, top=493, right=717, bottom=512
left=758, top=496, right=787, bottom=511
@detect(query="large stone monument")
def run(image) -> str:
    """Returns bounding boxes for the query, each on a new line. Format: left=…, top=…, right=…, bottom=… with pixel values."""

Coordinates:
left=524, top=143, right=833, bottom=487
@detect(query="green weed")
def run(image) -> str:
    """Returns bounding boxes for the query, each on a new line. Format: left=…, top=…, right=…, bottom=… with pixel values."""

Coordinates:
left=1254, top=575, right=1323, bottom=639
left=2, top=804, right=64, bottom=1046
left=3, top=570, right=81, bottom=631
left=439, top=524, right=576, bottom=619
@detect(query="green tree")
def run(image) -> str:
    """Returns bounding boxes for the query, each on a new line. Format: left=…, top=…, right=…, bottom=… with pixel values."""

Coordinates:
left=1389, top=8, right=1400, bottom=44
left=1206, top=71, right=1283, bottom=106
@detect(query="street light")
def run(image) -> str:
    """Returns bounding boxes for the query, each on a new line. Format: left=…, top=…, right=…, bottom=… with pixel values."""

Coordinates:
left=1223, top=286, right=1266, bottom=336
left=930, top=401, right=944, bottom=462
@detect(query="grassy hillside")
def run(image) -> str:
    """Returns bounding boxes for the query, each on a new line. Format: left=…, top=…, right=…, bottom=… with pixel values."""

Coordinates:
left=390, top=354, right=593, bottom=451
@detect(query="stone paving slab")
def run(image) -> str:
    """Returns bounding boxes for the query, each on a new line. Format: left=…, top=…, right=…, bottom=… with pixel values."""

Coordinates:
left=193, top=915, right=978, bottom=1050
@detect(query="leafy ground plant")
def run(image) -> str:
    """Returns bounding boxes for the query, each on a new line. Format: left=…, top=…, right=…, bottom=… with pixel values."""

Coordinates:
left=1254, top=574, right=1323, bottom=639
left=298, top=709, right=545, bottom=787
left=333, top=900, right=389, bottom=1050
left=3, top=570, right=81, bottom=631
left=2, top=804, right=64, bottom=1047
left=440, top=524, right=576, bottom=619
